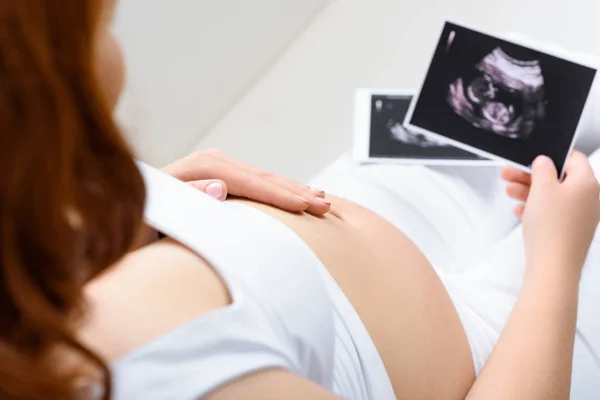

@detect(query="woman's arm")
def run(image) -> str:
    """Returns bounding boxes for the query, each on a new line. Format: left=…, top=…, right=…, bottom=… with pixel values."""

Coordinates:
left=478, top=152, right=600, bottom=399
left=466, top=259, right=580, bottom=400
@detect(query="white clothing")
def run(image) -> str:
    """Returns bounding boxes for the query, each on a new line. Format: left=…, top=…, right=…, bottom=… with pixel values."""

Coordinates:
left=111, top=164, right=395, bottom=400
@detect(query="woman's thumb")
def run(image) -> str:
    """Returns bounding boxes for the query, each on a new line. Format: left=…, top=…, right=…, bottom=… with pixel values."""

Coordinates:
left=531, top=155, right=558, bottom=186
left=187, top=179, right=228, bottom=201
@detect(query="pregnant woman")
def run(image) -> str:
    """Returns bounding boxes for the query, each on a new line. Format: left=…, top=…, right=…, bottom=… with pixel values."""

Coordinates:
left=2, top=1, right=600, bottom=400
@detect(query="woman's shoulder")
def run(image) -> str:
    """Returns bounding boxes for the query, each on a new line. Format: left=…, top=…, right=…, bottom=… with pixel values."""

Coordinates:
left=76, top=239, right=342, bottom=400
left=78, top=238, right=231, bottom=362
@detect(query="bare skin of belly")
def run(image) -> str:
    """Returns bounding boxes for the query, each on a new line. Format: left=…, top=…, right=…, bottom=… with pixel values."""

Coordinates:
left=228, top=195, right=475, bottom=400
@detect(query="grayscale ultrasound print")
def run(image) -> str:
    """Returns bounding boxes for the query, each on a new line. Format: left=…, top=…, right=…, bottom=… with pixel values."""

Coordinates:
left=407, top=22, right=597, bottom=171
left=369, top=95, right=484, bottom=160
left=447, top=47, right=547, bottom=139
left=374, top=98, right=450, bottom=148
left=387, top=120, right=449, bottom=147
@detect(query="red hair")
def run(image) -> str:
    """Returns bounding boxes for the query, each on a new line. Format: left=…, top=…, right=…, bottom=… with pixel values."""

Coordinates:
left=0, top=0, right=145, bottom=398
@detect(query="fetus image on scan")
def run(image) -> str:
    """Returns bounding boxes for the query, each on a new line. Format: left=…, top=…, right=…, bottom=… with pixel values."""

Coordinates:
left=447, top=47, right=547, bottom=139
left=387, top=120, right=449, bottom=147
left=374, top=98, right=449, bottom=148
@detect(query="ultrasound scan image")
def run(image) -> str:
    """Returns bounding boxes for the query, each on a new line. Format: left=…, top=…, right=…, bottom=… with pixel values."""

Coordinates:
left=387, top=121, right=449, bottom=148
left=368, top=94, right=484, bottom=161
left=373, top=98, right=448, bottom=148
left=408, top=22, right=597, bottom=171
left=447, top=47, right=547, bottom=139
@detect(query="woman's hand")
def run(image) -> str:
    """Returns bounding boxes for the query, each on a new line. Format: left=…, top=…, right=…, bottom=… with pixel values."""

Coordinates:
left=501, top=152, right=600, bottom=275
left=162, top=149, right=330, bottom=216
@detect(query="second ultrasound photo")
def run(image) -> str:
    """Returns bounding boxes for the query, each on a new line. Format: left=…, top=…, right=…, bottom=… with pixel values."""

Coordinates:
left=354, top=89, right=494, bottom=165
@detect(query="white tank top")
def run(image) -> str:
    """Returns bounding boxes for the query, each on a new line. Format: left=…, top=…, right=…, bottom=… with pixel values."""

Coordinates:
left=110, top=163, right=395, bottom=399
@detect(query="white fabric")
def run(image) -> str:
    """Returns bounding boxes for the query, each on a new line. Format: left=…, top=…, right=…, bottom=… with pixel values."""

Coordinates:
left=309, top=150, right=600, bottom=399
left=111, top=164, right=395, bottom=400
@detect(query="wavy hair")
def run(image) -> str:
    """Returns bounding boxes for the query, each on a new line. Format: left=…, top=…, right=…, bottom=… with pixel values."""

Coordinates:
left=0, top=0, right=145, bottom=398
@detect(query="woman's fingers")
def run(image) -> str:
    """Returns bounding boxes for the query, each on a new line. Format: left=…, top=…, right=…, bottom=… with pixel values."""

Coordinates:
left=206, top=158, right=318, bottom=213
left=235, top=171, right=322, bottom=214
left=502, top=167, right=532, bottom=217
left=500, top=166, right=532, bottom=186
left=187, top=179, right=228, bottom=201
left=237, top=172, right=330, bottom=216
left=514, top=203, right=525, bottom=219
left=308, top=187, right=326, bottom=198
left=163, top=149, right=330, bottom=215
left=506, top=182, right=530, bottom=202
left=205, top=149, right=330, bottom=215
left=500, top=168, right=530, bottom=218
left=257, top=173, right=330, bottom=214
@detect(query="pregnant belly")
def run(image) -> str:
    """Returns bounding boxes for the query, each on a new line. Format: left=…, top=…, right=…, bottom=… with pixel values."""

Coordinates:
left=228, top=196, right=475, bottom=400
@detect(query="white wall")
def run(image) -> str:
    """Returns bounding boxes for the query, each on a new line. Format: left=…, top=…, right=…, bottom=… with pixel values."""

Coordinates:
left=112, top=0, right=329, bottom=167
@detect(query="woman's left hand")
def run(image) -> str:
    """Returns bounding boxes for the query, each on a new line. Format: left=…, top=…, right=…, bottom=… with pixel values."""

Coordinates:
left=501, top=165, right=533, bottom=219
left=162, top=149, right=331, bottom=216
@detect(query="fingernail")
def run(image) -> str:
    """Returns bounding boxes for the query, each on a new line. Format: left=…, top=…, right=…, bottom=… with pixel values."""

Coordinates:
left=295, top=194, right=309, bottom=204
left=533, top=155, right=551, bottom=167
left=309, top=187, right=326, bottom=197
left=318, top=198, right=331, bottom=206
left=206, top=182, right=224, bottom=200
